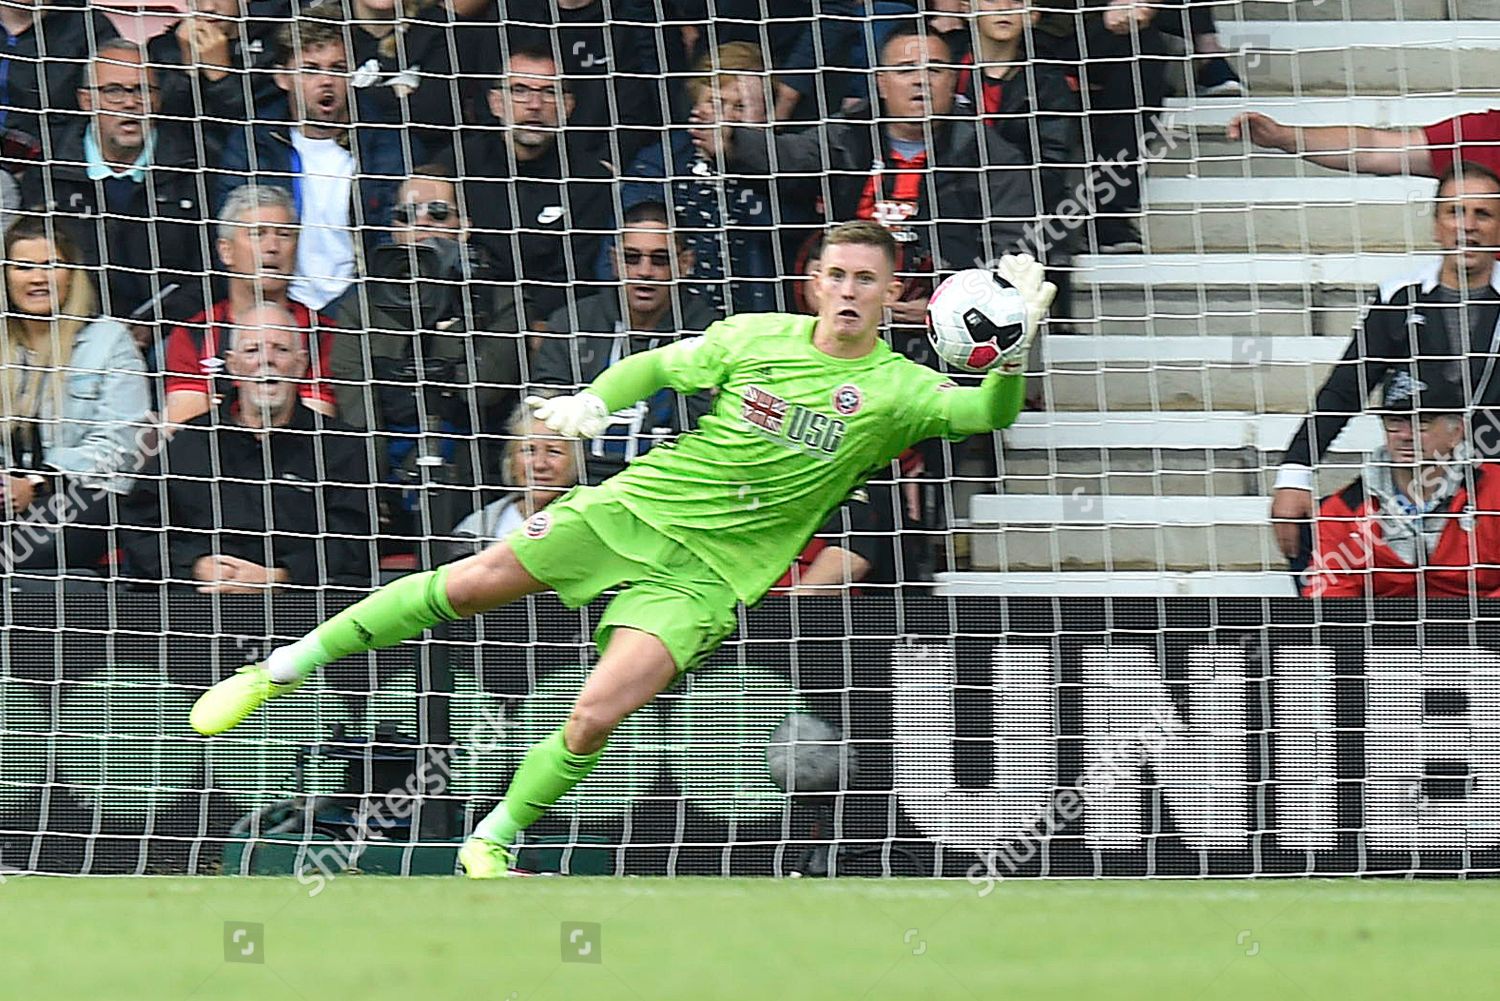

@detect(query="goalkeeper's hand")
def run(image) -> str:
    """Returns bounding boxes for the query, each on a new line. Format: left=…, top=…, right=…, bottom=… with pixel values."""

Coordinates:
left=994, top=253, right=1057, bottom=375
left=525, top=392, right=611, bottom=439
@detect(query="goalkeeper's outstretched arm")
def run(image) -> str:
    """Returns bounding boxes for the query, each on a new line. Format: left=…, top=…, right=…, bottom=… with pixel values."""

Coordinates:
left=942, top=369, right=1027, bottom=437
left=525, top=348, right=678, bottom=438
left=530, top=322, right=1030, bottom=440
left=588, top=348, right=676, bottom=412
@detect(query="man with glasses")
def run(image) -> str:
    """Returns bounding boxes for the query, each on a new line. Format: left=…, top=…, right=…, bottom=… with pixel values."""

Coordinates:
left=530, top=200, right=720, bottom=485
left=387, top=176, right=461, bottom=240
left=441, top=40, right=613, bottom=327
left=18, top=38, right=210, bottom=363
left=330, top=165, right=527, bottom=534
left=1272, top=161, right=1500, bottom=573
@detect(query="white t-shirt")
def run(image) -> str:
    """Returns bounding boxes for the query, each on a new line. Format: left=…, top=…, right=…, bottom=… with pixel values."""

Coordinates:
left=288, top=129, right=356, bottom=311
left=452, top=495, right=527, bottom=543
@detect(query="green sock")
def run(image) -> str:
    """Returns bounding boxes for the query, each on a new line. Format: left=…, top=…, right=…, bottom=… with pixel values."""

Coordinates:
left=265, top=567, right=459, bottom=684
left=473, top=728, right=605, bottom=848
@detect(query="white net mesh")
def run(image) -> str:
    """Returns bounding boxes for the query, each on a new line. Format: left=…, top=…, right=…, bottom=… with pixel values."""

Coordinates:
left=0, top=0, right=1497, bottom=877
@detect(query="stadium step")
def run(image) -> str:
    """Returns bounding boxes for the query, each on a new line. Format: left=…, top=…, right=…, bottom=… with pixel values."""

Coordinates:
left=996, top=449, right=1271, bottom=500
left=1224, top=0, right=1448, bottom=21
left=995, top=409, right=1376, bottom=516
left=1042, top=335, right=1345, bottom=411
left=1164, top=93, right=1498, bottom=131
left=1141, top=175, right=1438, bottom=252
left=1002, top=409, right=1380, bottom=453
left=1068, top=251, right=1435, bottom=338
left=1454, top=0, right=1500, bottom=16
left=932, top=570, right=1298, bottom=596
left=1153, top=133, right=1378, bottom=180
left=1213, top=21, right=1500, bottom=94
left=965, top=495, right=1279, bottom=571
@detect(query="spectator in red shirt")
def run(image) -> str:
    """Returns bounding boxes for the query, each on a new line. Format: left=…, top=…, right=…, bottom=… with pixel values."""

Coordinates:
left=162, top=185, right=337, bottom=425
left=1304, top=365, right=1500, bottom=598
left=1228, top=107, right=1500, bottom=179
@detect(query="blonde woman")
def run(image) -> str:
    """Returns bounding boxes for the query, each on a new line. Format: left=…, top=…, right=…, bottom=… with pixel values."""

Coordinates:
left=0, top=215, right=150, bottom=571
left=441, top=402, right=580, bottom=562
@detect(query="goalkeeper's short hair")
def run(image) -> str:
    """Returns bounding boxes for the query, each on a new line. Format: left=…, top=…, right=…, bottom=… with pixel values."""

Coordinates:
left=824, top=220, right=898, bottom=271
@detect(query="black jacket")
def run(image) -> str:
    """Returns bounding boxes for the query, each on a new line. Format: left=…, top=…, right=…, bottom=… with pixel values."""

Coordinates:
left=145, top=18, right=285, bottom=164
left=495, top=0, right=680, bottom=161
left=331, top=255, right=527, bottom=489
left=331, top=275, right=525, bottom=438
left=729, top=105, right=1039, bottom=270
left=122, top=402, right=375, bottom=586
left=532, top=287, right=721, bottom=484
left=19, top=120, right=211, bottom=327
left=957, top=59, right=1082, bottom=221
left=442, top=132, right=615, bottom=324
left=1283, top=262, right=1500, bottom=468
left=0, top=4, right=119, bottom=164
left=347, top=5, right=459, bottom=161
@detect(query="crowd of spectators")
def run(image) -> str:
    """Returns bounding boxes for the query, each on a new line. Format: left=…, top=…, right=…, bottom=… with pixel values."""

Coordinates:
left=11, top=0, right=1489, bottom=599
left=2, top=0, right=1101, bottom=594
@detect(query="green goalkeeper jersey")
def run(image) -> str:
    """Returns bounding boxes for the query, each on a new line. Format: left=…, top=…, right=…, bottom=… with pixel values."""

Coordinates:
left=588, top=312, right=1021, bottom=603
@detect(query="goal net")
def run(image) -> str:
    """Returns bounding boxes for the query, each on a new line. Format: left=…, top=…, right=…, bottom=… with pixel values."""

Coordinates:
left=1, top=0, right=1497, bottom=878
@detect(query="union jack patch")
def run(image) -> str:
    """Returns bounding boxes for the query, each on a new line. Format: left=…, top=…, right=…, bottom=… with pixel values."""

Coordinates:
left=742, top=386, right=788, bottom=432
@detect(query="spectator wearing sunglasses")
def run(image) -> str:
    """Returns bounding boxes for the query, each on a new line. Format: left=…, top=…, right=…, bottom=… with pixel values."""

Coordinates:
left=530, top=200, right=720, bottom=486
left=439, top=40, right=613, bottom=328
left=330, top=165, right=528, bottom=536
left=18, top=39, right=212, bottom=367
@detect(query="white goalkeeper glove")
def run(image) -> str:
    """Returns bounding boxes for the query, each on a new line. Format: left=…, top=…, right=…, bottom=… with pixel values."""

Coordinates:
left=995, top=253, right=1058, bottom=375
left=525, top=391, right=611, bottom=439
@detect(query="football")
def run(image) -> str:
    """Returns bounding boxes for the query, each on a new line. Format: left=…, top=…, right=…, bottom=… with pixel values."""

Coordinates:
left=926, top=267, right=1029, bottom=373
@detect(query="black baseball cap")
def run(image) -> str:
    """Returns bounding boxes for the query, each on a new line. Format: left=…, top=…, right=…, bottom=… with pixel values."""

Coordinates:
left=1376, top=364, right=1467, bottom=414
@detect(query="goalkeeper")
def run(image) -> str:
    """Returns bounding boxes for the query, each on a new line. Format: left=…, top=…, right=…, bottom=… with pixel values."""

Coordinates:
left=189, top=220, right=1054, bottom=877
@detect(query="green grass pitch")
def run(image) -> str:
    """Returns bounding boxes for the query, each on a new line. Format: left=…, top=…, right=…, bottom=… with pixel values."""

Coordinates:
left=4, top=877, right=1498, bottom=999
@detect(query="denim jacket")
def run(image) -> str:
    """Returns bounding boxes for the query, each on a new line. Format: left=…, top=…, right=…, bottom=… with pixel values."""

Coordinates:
left=22, top=317, right=151, bottom=495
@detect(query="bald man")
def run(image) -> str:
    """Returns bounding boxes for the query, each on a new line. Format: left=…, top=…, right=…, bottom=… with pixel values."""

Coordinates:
left=123, top=304, right=375, bottom=590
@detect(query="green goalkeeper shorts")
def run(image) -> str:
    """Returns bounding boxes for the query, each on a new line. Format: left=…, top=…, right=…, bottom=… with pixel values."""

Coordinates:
left=506, top=487, right=740, bottom=672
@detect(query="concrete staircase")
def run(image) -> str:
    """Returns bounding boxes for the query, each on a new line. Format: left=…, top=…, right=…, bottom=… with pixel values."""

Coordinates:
left=959, top=2, right=1496, bottom=593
